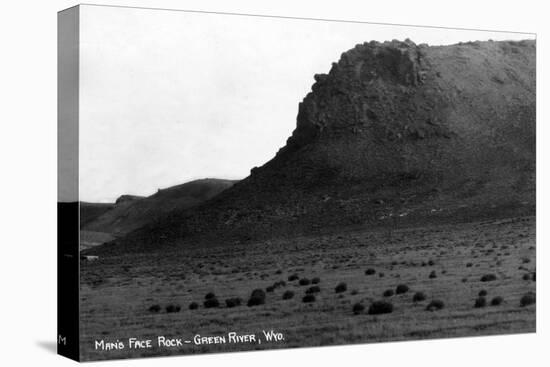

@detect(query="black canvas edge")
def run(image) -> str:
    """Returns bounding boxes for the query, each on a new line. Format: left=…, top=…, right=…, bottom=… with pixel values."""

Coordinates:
left=58, top=5, right=80, bottom=362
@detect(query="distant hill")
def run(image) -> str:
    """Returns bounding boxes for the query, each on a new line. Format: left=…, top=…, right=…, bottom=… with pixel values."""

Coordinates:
left=80, top=202, right=116, bottom=227
left=89, top=39, right=535, bottom=255
left=81, top=179, right=236, bottom=244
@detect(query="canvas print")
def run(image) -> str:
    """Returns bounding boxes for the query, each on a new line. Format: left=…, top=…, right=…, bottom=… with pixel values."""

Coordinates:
left=58, top=4, right=536, bottom=362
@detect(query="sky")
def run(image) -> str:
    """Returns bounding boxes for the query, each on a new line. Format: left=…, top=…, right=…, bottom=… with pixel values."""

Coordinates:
left=78, top=4, right=534, bottom=202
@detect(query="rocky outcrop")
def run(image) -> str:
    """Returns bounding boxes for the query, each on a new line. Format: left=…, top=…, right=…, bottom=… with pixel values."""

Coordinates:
left=287, top=39, right=429, bottom=150
left=115, top=195, right=144, bottom=205
left=89, top=39, right=536, bottom=255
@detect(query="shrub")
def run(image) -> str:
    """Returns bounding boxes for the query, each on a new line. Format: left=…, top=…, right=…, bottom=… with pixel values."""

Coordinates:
left=282, top=290, right=295, bottom=300
left=335, top=282, right=347, bottom=293
left=188, top=302, right=199, bottom=310
left=383, top=289, right=394, bottom=297
left=148, top=304, right=161, bottom=313
left=225, top=297, right=242, bottom=308
left=204, top=298, right=220, bottom=308
left=428, top=260, right=435, bottom=266
left=299, top=278, right=311, bottom=286
left=266, top=286, right=275, bottom=293
left=306, top=286, right=321, bottom=294
left=466, top=262, right=473, bottom=267
left=426, top=300, right=444, bottom=311
left=480, top=274, right=497, bottom=282
left=302, top=294, right=316, bottom=303
left=396, top=284, right=409, bottom=294
left=288, top=274, right=299, bottom=281
left=365, top=268, right=376, bottom=275
left=351, top=289, right=358, bottom=295
left=247, top=289, right=266, bottom=307
left=368, top=300, right=394, bottom=315
left=413, top=292, right=426, bottom=302
left=166, top=304, right=181, bottom=313
left=478, top=290, right=487, bottom=297
left=490, top=296, right=503, bottom=306
left=474, top=297, right=487, bottom=308
left=311, top=277, right=321, bottom=284
left=429, top=271, right=437, bottom=279
left=205, top=292, right=216, bottom=300
left=379, top=272, right=385, bottom=278
left=352, top=303, right=365, bottom=315
left=520, top=292, right=536, bottom=307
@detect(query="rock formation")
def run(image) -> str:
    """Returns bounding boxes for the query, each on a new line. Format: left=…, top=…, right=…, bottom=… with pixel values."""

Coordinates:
left=89, top=39, right=536, bottom=255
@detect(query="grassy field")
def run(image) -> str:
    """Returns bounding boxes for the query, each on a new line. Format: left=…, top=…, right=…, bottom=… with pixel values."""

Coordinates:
left=79, top=216, right=535, bottom=361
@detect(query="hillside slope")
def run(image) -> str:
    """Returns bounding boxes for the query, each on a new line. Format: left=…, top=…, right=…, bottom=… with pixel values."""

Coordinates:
left=80, top=202, right=116, bottom=227
left=91, top=39, right=535, bottom=254
left=82, top=178, right=236, bottom=237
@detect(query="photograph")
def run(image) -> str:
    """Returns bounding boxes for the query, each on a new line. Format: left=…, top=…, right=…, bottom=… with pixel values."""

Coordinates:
left=57, top=3, right=536, bottom=363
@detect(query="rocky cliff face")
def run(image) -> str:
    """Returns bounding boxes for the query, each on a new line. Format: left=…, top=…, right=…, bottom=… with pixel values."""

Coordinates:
left=90, top=39, right=536, bottom=255
left=288, top=39, right=429, bottom=150
left=271, top=39, right=534, bottom=186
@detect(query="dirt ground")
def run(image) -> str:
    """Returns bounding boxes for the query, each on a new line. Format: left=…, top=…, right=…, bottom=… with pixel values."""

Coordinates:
left=79, top=216, right=535, bottom=361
